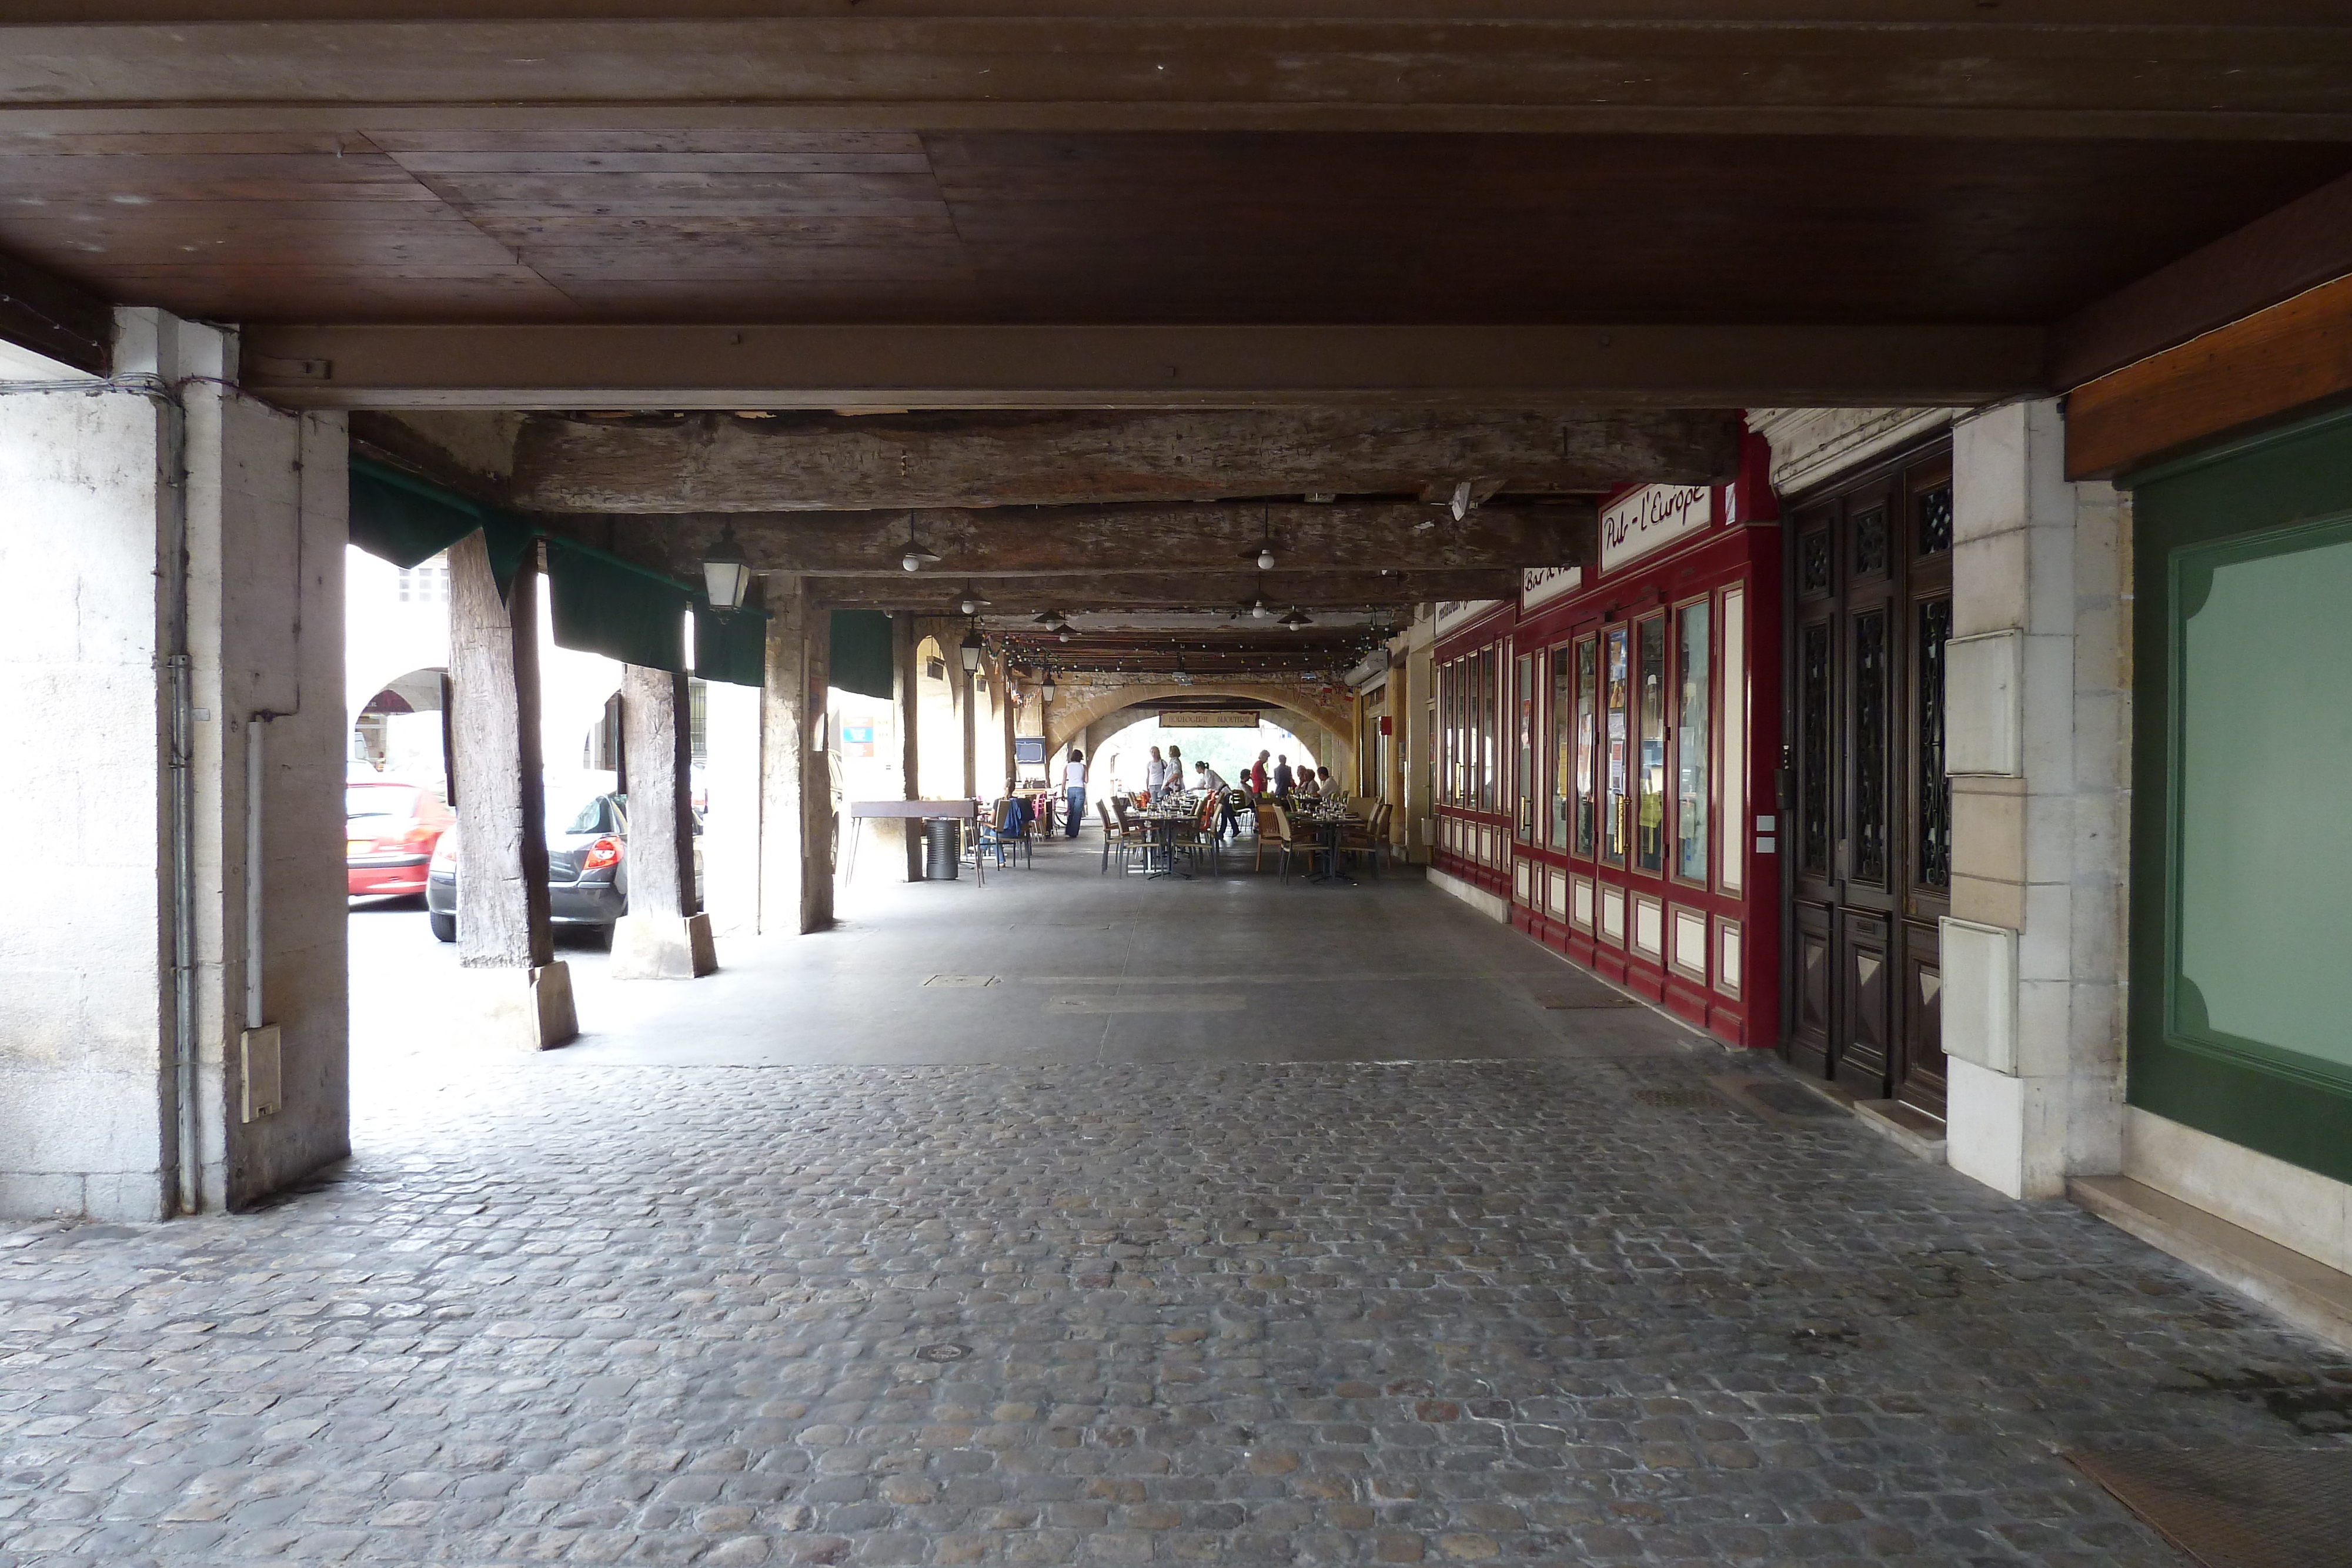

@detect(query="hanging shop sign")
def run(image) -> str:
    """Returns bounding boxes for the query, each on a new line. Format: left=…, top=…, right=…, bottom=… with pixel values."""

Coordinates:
left=1521, top=566, right=1585, bottom=611
left=1158, top=710, right=1261, bottom=728
left=1600, top=485, right=1715, bottom=573
left=1433, top=598, right=1503, bottom=637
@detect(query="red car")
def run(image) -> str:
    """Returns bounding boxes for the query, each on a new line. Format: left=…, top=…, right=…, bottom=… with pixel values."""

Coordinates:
left=346, top=779, right=454, bottom=897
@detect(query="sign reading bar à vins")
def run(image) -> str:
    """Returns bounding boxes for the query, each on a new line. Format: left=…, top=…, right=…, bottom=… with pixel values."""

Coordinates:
left=1158, top=710, right=1260, bottom=728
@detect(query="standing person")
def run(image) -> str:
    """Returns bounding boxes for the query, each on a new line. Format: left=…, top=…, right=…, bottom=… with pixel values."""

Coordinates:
left=1142, top=745, right=1170, bottom=802
left=1271, top=754, right=1294, bottom=800
left=1250, top=750, right=1271, bottom=795
left=1061, top=747, right=1087, bottom=838
left=1165, top=745, right=1184, bottom=791
left=1197, top=761, right=1241, bottom=838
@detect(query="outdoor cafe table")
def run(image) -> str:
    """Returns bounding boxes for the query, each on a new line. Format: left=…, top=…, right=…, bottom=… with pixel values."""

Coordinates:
left=1291, top=807, right=1368, bottom=884
left=1134, top=803, right=1202, bottom=880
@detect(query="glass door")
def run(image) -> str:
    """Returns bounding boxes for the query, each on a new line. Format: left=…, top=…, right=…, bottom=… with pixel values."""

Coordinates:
left=1785, top=443, right=1953, bottom=1115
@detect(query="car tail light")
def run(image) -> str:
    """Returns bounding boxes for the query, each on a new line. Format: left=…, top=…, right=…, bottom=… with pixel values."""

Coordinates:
left=400, top=823, right=437, bottom=851
left=583, top=836, right=623, bottom=871
left=431, top=830, right=458, bottom=869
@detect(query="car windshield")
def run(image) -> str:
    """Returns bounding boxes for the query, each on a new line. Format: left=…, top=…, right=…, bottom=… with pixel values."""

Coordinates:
left=347, top=785, right=415, bottom=820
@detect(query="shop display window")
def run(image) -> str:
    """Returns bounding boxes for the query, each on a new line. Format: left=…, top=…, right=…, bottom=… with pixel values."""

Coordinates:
left=1719, top=587, right=1746, bottom=895
left=1636, top=614, right=1666, bottom=873
left=1574, top=639, right=1598, bottom=858
left=1676, top=599, right=1710, bottom=883
left=1603, top=626, right=1629, bottom=864
left=1515, top=651, right=1535, bottom=839
left=1548, top=646, right=1573, bottom=850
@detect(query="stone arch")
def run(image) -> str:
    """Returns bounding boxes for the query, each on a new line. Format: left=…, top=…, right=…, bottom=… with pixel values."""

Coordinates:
left=1044, top=680, right=1359, bottom=785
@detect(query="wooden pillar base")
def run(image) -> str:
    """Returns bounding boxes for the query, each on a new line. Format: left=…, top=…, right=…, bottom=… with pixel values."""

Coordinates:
left=464, top=962, right=579, bottom=1051
left=610, top=912, right=719, bottom=980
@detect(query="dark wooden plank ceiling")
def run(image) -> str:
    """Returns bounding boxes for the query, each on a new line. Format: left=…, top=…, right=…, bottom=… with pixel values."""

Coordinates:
left=2, top=129, right=2346, bottom=328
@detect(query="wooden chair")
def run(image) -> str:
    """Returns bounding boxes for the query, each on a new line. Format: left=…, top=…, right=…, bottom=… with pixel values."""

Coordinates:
left=979, top=795, right=1033, bottom=870
left=1264, top=803, right=1332, bottom=883
left=1338, top=800, right=1392, bottom=878
left=1253, top=801, right=1290, bottom=872
left=1097, top=798, right=1138, bottom=874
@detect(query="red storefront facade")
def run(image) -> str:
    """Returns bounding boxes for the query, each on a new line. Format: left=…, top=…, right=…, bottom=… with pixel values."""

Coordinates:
left=1434, top=434, right=1784, bottom=1047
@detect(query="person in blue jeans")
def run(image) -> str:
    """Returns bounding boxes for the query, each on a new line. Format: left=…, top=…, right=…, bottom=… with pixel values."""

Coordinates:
left=1061, top=748, right=1087, bottom=838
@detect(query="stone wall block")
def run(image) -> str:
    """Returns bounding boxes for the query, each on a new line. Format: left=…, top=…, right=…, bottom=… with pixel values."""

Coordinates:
left=1952, top=531, right=2028, bottom=638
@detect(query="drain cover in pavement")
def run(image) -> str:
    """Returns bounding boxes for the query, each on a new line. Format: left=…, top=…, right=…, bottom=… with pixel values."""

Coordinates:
left=2067, top=1449, right=2352, bottom=1568
left=914, top=1343, right=971, bottom=1363
left=1631, top=1088, right=1720, bottom=1109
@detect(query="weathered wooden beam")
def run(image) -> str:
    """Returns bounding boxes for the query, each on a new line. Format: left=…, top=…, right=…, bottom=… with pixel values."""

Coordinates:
left=607, top=502, right=1592, bottom=579
left=2050, top=169, right=2352, bottom=390
left=6, top=13, right=2351, bottom=139
left=238, top=323, right=2045, bottom=410
left=510, top=410, right=1732, bottom=511
left=0, top=243, right=109, bottom=375
left=2066, top=270, right=2352, bottom=479
left=809, top=567, right=1516, bottom=611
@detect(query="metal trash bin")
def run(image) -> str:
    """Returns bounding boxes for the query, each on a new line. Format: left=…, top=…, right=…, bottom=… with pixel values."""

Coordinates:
left=923, top=818, right=962, bottom=880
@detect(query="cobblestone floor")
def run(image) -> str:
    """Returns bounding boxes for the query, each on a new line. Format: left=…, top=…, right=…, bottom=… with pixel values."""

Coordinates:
left=5, top=872, right=2351, bottom=1565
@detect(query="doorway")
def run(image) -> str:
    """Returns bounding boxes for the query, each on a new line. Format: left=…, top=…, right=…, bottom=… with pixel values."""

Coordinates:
left=1782, top=440, right=1954, bottom=1118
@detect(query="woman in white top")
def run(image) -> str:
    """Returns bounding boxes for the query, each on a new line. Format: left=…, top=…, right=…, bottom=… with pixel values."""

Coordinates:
left=1142, top=745, right=1170, bottom=800
left=1061, top=748, right=1087, bottom=838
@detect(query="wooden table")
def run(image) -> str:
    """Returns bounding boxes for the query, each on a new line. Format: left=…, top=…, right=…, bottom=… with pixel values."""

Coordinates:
left=1291, top=811, right=1367, bottom=884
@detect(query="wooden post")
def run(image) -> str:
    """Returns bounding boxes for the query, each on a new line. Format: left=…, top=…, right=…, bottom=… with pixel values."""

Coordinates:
left=961, top=665, right=978, bottom=800
left=894, top=613, right=924, bottom=881
left=1001, top=668, right=1017, bottom=795
left=760, top=576, right=837, bottom=934
left=611, top=664, right=716, bottom=978
left=446, top=533, right=575, bottom=1048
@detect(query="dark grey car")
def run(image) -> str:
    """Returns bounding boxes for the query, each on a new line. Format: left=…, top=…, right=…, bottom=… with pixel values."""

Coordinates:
left=426, top=786, right=632, bottom=944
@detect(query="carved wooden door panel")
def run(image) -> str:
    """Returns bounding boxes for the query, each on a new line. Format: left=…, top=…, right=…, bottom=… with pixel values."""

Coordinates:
left=1783, top=442, right=1955, bottom=1118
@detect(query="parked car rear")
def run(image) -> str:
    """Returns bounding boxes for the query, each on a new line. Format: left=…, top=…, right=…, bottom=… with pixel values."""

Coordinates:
left=346, top=779, right=453, bottom=897
left=425, top=774, right=632, bottom=944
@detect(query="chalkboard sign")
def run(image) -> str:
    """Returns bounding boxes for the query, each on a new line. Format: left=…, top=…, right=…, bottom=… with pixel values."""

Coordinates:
left=1013, top=736, right=1046, bottom=764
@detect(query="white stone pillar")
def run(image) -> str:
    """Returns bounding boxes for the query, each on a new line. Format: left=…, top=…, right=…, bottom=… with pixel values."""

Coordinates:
left=1943, top=398, right=2130, bottom=1199
left=1, top=308, right=351, bottom=1221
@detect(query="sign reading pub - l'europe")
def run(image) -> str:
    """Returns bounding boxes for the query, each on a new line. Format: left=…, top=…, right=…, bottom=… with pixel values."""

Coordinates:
left=1600, top=485, right=1715, bottom=573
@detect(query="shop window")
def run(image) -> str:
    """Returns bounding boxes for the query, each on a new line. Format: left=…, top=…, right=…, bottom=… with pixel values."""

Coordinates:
left=1515, top=652, right=1535, bottom=839
left=1675, top=600, right=1709, bottom=883
left=1719, top=588, right=1746, bottom=894
left=1636, top=614, right=1666, bottom=873
left=1602, top=626, right=1630, bottom=864
left=1574, top=639, right=1598, bottom=858
left=1548, top=646, right=1572, bottom=850
left=1480, top=647, right=1499, bottom=813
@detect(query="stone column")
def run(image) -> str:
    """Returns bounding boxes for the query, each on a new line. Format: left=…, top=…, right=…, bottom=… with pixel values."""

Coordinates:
left=896, top=612, right=924, bottom=881
left=1942, top=397, right=2129, bottom=1199
left=759, top=576, right=836, bottom=934
left=1, top=307, right=351, bottom=1221
left=611, top=665, right=716, bottom=978
left=448, top=533, right=577, bottom=1049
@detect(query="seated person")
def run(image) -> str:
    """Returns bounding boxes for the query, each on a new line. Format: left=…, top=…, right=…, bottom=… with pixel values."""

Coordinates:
left=1291, top=768, right=1322, bottom=801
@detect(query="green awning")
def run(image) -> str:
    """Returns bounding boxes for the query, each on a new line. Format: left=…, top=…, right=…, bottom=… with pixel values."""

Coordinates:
left=693, top=598, right=770, bottom=688
left=347, top=457, right=533, bottom=594
left=545, top=537, right=692, bottom=672
left=829, top=609, right=895, bottom=701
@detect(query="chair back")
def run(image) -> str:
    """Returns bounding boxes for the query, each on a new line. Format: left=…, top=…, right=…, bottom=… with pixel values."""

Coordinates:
left=1372, top=801, right=1393, bottom=837
left=1097, top=799, right=1122, bottom=835
left=1263, top=803, right=1291, bottom=844
left=1195, top=795, right=1218, bottom=831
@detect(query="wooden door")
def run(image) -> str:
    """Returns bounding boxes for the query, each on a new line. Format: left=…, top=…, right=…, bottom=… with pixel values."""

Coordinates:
left=1783, top=443, right=1955, bottom=1117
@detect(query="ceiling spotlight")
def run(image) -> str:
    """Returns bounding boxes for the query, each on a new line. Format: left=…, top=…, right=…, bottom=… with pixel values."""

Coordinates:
left=1252, top=599, right=1270, bottom=619
left=957, top=587, right=991, bottom=616
left=1242, top=507, right=1277, bottom=571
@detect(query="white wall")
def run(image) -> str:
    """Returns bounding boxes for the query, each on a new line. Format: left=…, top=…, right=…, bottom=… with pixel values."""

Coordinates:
left=1942, top=399, right=2130, bottom=1200
left=1, top=309, right=353, bottom=1219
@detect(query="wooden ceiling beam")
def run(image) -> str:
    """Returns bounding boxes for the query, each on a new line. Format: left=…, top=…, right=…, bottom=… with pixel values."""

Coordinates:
left=6, top=14, right=2351, bottom=139
left=608, top=502, right=1592, bottom=578
left=0, top=243, right=110, bottom=375
left=510, top=409, right=1733, bottom=511
left=239, top=322, right=2043, bottom=409
left=807, top=567, right=1513, bottom=611
left=2050, top=168, right=2352, bottom=389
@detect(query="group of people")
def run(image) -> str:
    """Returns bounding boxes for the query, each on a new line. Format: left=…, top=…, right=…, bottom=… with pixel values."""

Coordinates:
left=1051, top=743, right=1339, bottom=841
